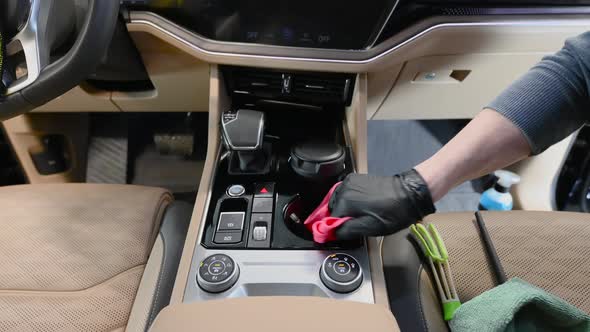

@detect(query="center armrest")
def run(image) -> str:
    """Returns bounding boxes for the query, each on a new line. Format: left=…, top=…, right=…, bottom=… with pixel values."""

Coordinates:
left=149, top=297, right=399, bottom=332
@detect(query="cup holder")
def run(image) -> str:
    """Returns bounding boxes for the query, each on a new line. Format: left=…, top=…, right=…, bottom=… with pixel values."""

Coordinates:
left=282, top=195, right=316, bottom=241
left=281, top=186, right=363, bottom=249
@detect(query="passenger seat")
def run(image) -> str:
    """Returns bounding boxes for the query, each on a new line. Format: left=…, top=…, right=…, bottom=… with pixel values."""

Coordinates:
left=383, top=211, right=590, bottom=332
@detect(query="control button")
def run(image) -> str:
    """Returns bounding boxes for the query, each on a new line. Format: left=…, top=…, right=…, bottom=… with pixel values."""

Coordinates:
left=248, top=213, right=272, bottom=248
left=245, top=31, right=259, bottom=42
left=251, top=213, right=272, bottom=223
left=252, top=226, right=268, bottom=241
left=214, top=231, right=242, bottom=244
left=227, top=185, right=245, bottom=197
left=333, top=261, right=351, bottom=276
left=281, top=27, right=295, bottom=42
left=254, top=183, right=274, bottom=197
left=317, top=33, right=331, bottom=44
left=217, top=212, right=245, bottom=231
left=261, top=32, right=276, bottom=42
left=320, top=253, right=362, bottom=293
left=252, top=197, right=273, bottom=213
left=208, top=260, right=226, bottom=275
left=198, top=254, right=239, bottom=293
left=299, top=32, right=314, bottom=44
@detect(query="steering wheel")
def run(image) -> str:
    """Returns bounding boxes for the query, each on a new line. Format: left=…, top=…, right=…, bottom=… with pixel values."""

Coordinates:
left=0, top=0, right=119, bottom=120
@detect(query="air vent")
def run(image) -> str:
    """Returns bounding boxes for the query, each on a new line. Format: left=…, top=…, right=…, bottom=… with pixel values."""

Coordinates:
left=292, top=74, right=352, bottom=104
left=232, top=69, right=283, bottom=98
left=224, top=67, right=356, bottom=106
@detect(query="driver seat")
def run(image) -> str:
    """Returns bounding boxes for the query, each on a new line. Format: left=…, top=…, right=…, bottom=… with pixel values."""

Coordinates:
left=0, top=183, right=192, bottom=332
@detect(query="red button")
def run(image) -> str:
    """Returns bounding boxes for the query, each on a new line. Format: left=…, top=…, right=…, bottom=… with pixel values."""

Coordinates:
left=254, top=183, right=274, bottom=197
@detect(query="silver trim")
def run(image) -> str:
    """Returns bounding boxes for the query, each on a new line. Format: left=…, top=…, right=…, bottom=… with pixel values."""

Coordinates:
left=128, top=11, right=590, bottom=68
left=221, top=109, right=265, bottom=151
left=367, top=0, right=401, bottom=48
left=5, top=0, right=51, bottom=95
left=185, top=248, right=374, bottom=303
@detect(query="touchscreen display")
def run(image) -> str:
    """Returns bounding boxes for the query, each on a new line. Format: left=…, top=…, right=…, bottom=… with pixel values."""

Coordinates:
left=147, top=0, right=396, bottom=49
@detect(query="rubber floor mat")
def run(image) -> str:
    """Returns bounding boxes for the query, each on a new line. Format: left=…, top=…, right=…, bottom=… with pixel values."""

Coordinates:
left=86, top=116, right=128, bottom=184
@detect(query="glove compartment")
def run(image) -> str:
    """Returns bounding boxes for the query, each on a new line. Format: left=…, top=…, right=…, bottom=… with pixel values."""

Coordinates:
left=372, top=53, right=545, bottom=120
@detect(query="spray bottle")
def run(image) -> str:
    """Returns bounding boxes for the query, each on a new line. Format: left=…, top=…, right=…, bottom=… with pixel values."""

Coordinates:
left=478, top=170, right=521, bottom=211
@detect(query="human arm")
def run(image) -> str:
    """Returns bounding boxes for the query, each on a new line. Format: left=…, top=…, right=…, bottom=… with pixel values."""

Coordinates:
left=415, top=109, right=530, bottom=201
left=332, top=32, right=590, bottom=239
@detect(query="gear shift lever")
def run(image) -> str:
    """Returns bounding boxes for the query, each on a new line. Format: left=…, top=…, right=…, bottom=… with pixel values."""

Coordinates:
left=221, top=109, right=269, bottom=173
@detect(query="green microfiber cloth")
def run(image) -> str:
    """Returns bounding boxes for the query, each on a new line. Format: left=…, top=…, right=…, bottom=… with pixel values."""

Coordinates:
left=450, top=278, right=590, bottom=332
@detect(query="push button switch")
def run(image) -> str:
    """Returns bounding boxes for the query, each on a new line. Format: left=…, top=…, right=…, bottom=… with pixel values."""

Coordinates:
left=227, top=184, right=246, bottom=197
left=252, top=226, right=268, bottom=241
left=248, top=213, right=272, bottom=248
left=254, top=183, right=275, bottom=197
left=252, top=197, right=273, bottom=213
left=217, top=212, right=245, bottom=231
left=214, top=232, right=242, bottom=244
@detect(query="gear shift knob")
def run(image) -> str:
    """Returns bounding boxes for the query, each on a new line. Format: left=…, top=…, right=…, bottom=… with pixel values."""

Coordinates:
left=221, top=109, right=269, bottom=174
left=221, top=109, right=265, bottom=151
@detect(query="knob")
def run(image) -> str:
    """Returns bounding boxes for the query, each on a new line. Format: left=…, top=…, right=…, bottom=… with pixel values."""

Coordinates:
left=320, top=253, right=362, bottom=293
left=197, top=254, right=240, bottom=293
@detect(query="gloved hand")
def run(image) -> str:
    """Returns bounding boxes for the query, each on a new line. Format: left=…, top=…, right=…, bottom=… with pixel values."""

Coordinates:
left=329, top=170, right=436, bottom=240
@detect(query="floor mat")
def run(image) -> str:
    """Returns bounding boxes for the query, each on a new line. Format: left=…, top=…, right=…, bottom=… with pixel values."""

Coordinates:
left=86, top=115, right=128, bottom=184
left=131, top=145, right=204, bottom=194
left=368, top=120, right=481, bottom=212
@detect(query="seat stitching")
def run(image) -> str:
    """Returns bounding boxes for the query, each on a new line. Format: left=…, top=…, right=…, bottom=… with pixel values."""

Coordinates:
left=0, top=265, right=146, bottom=295
left=148, top=193, right=173, bottom=249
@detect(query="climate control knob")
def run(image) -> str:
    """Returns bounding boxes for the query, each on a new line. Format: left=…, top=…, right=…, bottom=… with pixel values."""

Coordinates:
left=197, top=254, right=239, bottom=293
left=320, top=253, right=362, bottom=293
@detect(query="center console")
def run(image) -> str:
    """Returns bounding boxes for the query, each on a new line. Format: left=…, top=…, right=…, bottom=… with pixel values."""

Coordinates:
left=183, top=67, right=374, bottom=303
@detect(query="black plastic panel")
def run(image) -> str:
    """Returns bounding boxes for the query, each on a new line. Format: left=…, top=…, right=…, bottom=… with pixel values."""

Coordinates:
left=375, top=1, right=590, bottom=45
left=124, top=0, right=590, bottom=56
left=124, top=0, right=397, bottom=49
left=201, top=107, right=362, bottom=250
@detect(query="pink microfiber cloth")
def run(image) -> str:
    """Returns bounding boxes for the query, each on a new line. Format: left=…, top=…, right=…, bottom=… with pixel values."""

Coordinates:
left=304, top=182, right=352, bottom=243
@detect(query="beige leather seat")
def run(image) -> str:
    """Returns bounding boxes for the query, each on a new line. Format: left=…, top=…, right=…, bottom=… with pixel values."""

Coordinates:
left=0, top=184, right=192, bottom=332
left=383, top=211, right=590, bottom=332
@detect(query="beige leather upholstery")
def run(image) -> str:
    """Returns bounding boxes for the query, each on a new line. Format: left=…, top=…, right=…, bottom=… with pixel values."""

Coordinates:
left=428, top=211, right=590, bottom=313
left=149, top=297, right=400, bottom=332
left=393, top=211, right=590, bottom=332
left=385, top=211, right=590, bottom=332
left=0, top=184, right=172, bottom=332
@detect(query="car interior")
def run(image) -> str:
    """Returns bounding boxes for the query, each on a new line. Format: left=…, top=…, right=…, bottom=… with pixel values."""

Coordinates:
left=1, top=0, right=590, bottom=331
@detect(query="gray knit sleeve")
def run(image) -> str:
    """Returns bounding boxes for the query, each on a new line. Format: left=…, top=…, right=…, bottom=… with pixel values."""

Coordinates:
left=487, top=31, right=590, bottom=155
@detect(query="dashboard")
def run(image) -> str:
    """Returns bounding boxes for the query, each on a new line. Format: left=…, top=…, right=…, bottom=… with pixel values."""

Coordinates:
left=125, top=0, right=397, bottom=50
left=124, top=0, right=590, bottom=55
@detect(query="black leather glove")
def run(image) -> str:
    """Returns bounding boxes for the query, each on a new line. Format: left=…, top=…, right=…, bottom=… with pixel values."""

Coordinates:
left=329, top=170, right=436, bottom=240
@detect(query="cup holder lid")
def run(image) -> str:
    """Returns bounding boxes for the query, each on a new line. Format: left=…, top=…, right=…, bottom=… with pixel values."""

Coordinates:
left=290, top=142, right=346, bottom=180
